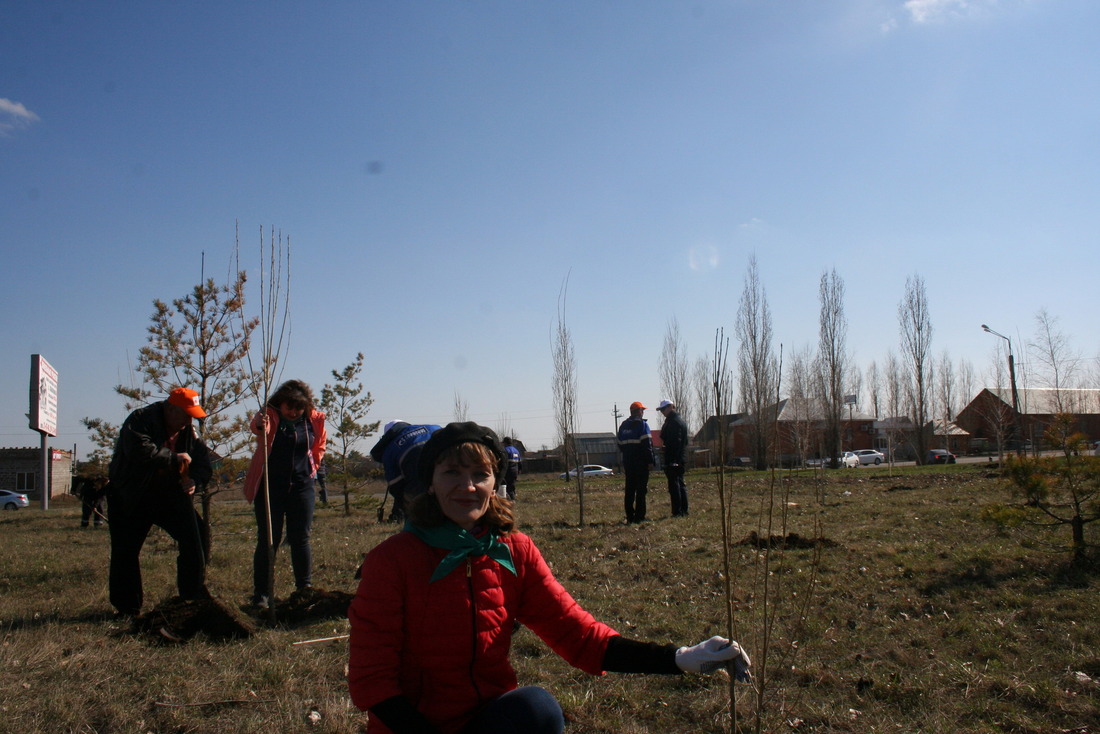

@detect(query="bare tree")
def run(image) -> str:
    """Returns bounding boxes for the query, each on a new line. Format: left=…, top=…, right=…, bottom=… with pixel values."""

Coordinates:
left=784, top=344, right=818, bottom=466
left=239, top=225, right=291, bottom=620
left=736, top=255, right=778, bottom=470
left=496, top=414, right=515, bottom=443
left=692, top=354, right=714, bottom=437
left=975, top=343, right=1016, bottom=462
left=453, top=391, right=469, bottom=422
left=883, top=351, right=906, bottom=468
left=1029, top=309, right=1082, bottom=415
left=865, top=360, right=882, bottom=420
left=708, top=329, right=743, bottom=730
left=898, top=274, right=933, bottom=463
left=551, top=278, right=583, bottom=524
left=659, top=317, right=691, bottom=430
left=936, top=350, right=957, bottom=449
left=816, top=269, right=849, bottom=468
left=958, top=357, right=976, bottom=410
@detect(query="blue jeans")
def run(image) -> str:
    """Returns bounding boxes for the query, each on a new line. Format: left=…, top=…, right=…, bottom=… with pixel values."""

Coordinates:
left=461, top=687, right=564, bottom=734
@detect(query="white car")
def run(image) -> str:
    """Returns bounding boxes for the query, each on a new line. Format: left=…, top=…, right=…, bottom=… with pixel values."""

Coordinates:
left=1, top=490, right=30, bottom=510
left=559, top=465, right=614, bottom=480
left=854, top=449, right=885, bottom=465
left=805, top=453, right=860, bottom=469
left=839, top=452, right=860, bottom=468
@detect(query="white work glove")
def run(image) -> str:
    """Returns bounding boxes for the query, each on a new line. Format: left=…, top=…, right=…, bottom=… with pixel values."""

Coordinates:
left=675, top=636, right=752, bottom=681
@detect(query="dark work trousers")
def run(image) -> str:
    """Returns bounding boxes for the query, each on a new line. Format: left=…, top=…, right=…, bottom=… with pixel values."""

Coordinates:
left=504, top=467, right=519, bottom=500
left=81, top=496, right=105, bottom=527
left=622, top=464, right=649, bottom=522
left=460, top=686, right=564, bottom=734
left=108, top=491, right=208, bottom=615
left=665, top=463, right=689, bottom=516
left=252, top=477, right=315, bottom=599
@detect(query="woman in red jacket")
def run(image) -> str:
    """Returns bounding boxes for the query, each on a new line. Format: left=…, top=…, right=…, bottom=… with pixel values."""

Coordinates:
left=348, top=422, right=750, bottom=734
left=243, top=379, right=326, bottom=608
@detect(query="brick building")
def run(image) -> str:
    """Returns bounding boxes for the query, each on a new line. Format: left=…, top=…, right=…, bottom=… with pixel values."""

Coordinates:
left=0, top=446, right=75, bottom=501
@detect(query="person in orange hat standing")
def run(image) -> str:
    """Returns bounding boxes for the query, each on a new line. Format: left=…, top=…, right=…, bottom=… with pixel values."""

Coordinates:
left=617, top=401, right=655, bottom=523
left=106, top=387, right=212, bottom=616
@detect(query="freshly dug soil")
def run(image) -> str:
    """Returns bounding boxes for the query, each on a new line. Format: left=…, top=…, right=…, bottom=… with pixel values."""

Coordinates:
left=134, top=596, right=256, bottom=642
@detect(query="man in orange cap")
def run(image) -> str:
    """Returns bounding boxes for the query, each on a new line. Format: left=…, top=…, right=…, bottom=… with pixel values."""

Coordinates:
left=617, top=401, right=655, bottom=523
left=106, top=387, right=213, bottom=616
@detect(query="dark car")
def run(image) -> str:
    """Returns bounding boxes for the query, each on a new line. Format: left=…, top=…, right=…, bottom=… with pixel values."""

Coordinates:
left=926, top=449, right=956, bottom=464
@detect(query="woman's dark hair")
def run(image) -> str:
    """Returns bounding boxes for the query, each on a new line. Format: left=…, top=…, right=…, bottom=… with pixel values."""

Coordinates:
left=408, top=441, right=515, bottom=535
left=268, top=379, right=315, bottom=413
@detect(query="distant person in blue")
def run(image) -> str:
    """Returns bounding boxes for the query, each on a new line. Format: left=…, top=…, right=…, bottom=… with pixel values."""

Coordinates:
left=502, top=436, right=523, bottom=500
left=369, top=420, right=441, bottom=523
left=657, top=399, right=689, bottom=517
left=617, top=401, right=655, bottom=523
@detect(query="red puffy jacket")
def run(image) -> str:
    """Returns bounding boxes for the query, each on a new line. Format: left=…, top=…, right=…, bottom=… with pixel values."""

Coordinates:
left=348, top=530, right=618, bottom=733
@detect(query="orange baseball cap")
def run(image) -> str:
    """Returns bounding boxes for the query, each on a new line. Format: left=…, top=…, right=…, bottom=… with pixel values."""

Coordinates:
left=630, top=401, right=647, bottom=410
left=167, top=387, right=207, bottom=418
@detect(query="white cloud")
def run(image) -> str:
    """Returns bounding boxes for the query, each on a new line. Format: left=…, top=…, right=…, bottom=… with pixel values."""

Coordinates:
left=905, top=0, right=970, bottom=23
left=0, top=98, right=41, bottom=135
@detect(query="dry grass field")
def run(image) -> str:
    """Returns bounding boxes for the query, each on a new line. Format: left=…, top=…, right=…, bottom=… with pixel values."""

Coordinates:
left=1, top=464, right=1097, bottom=733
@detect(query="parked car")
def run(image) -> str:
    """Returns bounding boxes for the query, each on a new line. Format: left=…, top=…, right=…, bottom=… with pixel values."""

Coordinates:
left=805, top=452, right=860, bottom=469
left=1, top=490, right=30, bottom=510
left=854, top=449, right=885, bottom=465
left=559, top=464, right=614, bottom=479
left=926, top=449, right=957, bottom=464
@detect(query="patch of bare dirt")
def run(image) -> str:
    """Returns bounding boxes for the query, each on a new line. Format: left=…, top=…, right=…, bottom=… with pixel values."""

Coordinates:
left=273, top=587, right=355, bottom=625
left=735, top=531, right=836, bottom=550
left=133, top=596, right=256, bottom=642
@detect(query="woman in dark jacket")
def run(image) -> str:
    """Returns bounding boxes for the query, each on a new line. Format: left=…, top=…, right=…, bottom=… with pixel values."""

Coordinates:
left=243, top=379, right=327, bottom=607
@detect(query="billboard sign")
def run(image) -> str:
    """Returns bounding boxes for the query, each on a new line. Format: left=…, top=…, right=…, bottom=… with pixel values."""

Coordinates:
left=30, top=354, right=59, bottom=437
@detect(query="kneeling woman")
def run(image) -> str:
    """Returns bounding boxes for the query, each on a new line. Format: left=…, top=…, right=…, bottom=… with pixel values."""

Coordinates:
left=348, top=422, right=750, bottom=734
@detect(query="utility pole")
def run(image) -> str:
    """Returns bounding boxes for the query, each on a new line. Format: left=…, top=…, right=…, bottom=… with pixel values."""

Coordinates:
left=612, top=403, right=622, bottom=470
left=981, top=324, right=1024, bottom=456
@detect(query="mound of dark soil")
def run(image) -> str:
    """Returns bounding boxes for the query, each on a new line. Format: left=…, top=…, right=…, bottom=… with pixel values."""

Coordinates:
left=240, top=587, right=355, bottom=626
left=277, top=587, right=355, bottom=625
left=735, top=531, right=835, bottom=550
left=134, top=596, right=256, bottom=642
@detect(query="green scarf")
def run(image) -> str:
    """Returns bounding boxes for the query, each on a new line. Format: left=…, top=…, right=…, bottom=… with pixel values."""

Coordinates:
left=404, top=521, right=516, bottom=583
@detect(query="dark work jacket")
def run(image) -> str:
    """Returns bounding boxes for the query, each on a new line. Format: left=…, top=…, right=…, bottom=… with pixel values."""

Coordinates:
left=660, top=411, right=689, bottom=465
left=617, top=416, right=654, bottom=470
left=107, top=401, right=212, bottom=509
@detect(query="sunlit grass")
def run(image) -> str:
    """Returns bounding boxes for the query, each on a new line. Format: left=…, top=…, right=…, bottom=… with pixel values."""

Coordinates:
left=0, top=467, right=1096, bottom=732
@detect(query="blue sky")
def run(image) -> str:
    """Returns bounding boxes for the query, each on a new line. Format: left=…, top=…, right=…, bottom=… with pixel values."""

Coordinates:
left=2, top=0, right=1097, bottom=460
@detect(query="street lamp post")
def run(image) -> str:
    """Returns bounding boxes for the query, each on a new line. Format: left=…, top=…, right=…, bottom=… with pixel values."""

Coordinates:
left=981, top=324, right=1024, bottom=456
